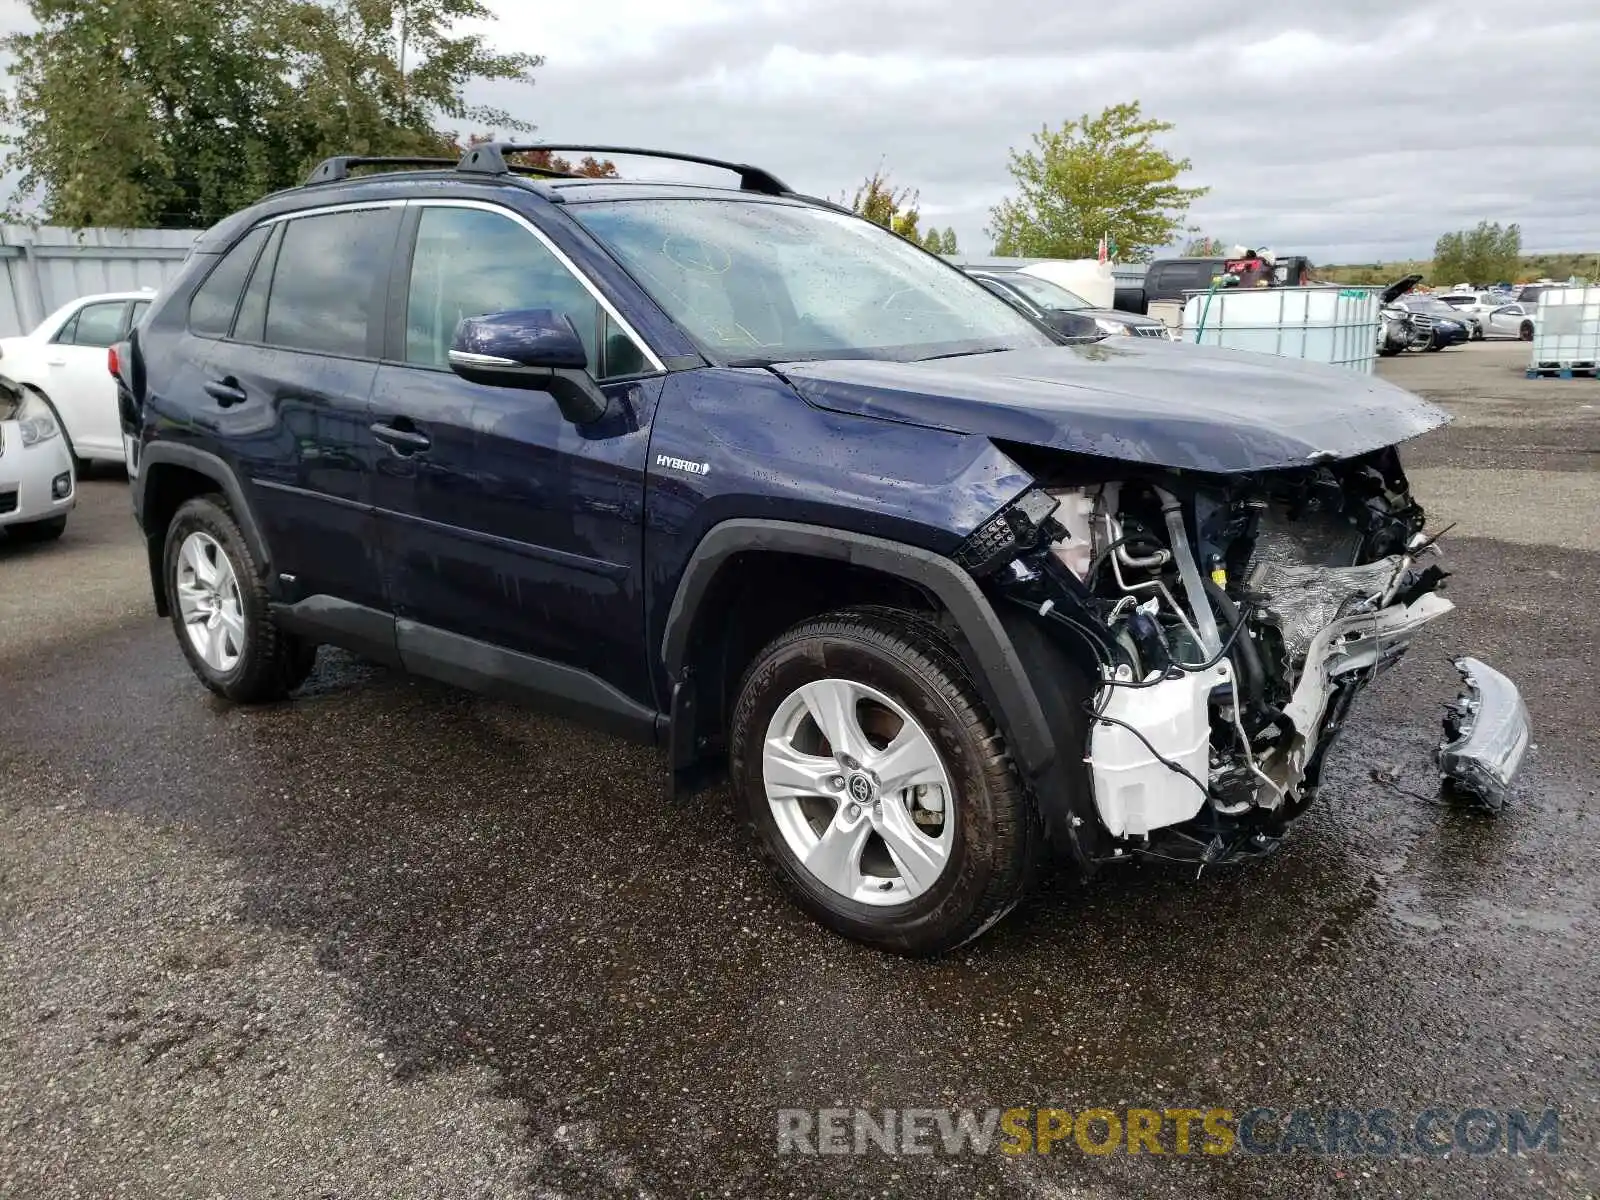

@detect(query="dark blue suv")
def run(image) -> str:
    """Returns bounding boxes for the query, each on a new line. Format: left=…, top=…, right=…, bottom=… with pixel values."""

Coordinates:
left=123, top=144, right=1528, bottom=954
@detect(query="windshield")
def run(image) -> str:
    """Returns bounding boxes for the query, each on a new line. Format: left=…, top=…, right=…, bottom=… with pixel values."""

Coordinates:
left=998, top=273, right=1091, bottom=311
left=1408, top=299, right=1465, bottom=317
left=572, top=199, right=1055, bottom=365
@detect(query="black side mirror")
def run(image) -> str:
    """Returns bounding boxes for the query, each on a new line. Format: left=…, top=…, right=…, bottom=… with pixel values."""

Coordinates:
left=448, top=309, right=607, bottom=425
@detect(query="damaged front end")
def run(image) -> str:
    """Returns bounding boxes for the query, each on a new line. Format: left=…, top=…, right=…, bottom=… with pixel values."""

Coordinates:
left=956, top=447, right=1531, bottom=866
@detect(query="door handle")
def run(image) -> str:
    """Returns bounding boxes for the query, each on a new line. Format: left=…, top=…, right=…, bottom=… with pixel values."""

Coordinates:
left=203, top=377, right=248, bottom=407
left=46, top=358, right=66, bottom=367
left=370, top=421, right=431, bottom=453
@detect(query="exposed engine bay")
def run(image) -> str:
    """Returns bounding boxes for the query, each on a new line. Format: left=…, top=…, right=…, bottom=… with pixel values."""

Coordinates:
left=958, top=446, right=1529, bottom=865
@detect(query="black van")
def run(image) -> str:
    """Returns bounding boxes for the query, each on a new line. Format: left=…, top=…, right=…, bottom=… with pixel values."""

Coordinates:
left=1117, top=255, right=1314, bottom=314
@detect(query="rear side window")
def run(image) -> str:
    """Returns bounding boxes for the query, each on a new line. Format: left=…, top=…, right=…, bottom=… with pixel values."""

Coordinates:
left=1153, top=263, right=1220, bottom=296
left=55, top=301, right=127, bottom=347
left=233, top=224, right=282, bottom=345
left=188, top=225, right=270, bottom=338
left=264, top=208, right=400, bottom=358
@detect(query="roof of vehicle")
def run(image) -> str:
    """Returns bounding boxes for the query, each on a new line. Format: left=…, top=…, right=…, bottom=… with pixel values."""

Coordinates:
left=51, top=289, right=156, bottom=304
left=197, top=142, right=840, bottom=252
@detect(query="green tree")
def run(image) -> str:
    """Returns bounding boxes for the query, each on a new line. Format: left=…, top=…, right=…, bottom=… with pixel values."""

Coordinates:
left=1431, top=221, right=1522, bottom=285
left=0, top=0, right=541, bottom=228
left=844, top=167, right=929, bottom=244
left=987, top=102, right=1208, bottom=262
left=934, top=226, right=959, bottom=254
left=1184, top=235, right=1227, bottom=256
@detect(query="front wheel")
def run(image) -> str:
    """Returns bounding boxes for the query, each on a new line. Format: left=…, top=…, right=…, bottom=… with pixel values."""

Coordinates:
left=729, top=608, right=1037, bottom=955
left=1520, top=321, right=1534, bottom=341
left=163, top=495, right=316, bottom=703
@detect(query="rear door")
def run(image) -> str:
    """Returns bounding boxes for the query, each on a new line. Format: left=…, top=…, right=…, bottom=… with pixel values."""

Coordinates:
left=44, top=297, right=129, bottom=460
left=203, top=204, right=403, bottom=650
left=368, top=200, right=664, bottom=717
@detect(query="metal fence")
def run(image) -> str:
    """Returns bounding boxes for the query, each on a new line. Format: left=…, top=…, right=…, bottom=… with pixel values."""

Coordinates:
left=0, top=225, right=201, bottom=338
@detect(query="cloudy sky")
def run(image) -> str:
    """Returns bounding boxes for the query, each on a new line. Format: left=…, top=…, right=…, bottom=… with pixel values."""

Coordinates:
left=1, top=1, right=1595, bottom=260
left=464, top=0, right=1600, bottom=261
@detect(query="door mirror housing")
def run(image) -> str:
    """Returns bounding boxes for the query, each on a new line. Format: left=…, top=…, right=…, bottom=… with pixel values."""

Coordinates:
left=448, top=309, right=608, bottom=425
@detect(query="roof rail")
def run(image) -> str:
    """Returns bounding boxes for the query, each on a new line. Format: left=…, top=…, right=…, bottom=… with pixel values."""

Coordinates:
left=305, top=156, right=459, bottom=185
left=457, top=143, right=791, bottom=196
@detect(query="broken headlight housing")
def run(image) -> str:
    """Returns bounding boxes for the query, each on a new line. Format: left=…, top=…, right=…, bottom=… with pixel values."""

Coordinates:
left=955, top=488, right=1061, bottom=576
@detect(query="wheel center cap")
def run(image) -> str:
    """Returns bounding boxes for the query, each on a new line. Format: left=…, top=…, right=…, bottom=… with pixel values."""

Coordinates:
left=846, top=771, right=877, bottom=806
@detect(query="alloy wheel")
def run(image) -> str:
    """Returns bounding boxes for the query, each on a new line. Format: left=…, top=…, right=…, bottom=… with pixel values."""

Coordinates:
left=762, top=678, right=954, bottom=906
left=174, top=530, right=246, bottom=672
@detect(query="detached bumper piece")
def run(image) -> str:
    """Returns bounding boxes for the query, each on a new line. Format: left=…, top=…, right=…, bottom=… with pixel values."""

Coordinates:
left=1437, top=657, right=1531, bottom=812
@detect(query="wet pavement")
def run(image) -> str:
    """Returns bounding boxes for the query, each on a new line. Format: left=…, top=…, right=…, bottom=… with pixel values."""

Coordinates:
left=1, top=343, right=1596, bottom=1198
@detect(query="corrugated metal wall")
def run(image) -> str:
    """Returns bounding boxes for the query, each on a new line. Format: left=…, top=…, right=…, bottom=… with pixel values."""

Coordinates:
left=0, top=226, right=200, bottom=338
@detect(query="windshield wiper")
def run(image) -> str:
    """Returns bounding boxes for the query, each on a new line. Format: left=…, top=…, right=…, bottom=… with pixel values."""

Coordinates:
left=914, top=347, right=1013, bottom=363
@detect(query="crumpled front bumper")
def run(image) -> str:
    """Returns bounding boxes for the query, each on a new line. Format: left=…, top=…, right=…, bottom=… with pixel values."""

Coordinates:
left=1437, top=657, right=1532, bottom=810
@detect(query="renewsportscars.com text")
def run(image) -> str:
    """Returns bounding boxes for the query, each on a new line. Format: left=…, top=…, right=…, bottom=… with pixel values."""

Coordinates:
left=776, top=1106, right=1561, bottom=1158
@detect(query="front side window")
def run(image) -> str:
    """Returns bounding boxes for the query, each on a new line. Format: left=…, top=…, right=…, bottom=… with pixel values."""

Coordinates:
left=58, top=301, right=128, bottom=348
left=573, top=199, right=1052, bottom=365
left=189, top=224, right=270, bottom=338
left=405, top=206, right=646, bottom=380
left=264, top=208, right=399, bottom=357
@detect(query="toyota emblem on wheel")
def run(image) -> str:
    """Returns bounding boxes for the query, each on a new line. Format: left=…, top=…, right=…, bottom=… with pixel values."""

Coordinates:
left=847, top=772, right=876, bottom=805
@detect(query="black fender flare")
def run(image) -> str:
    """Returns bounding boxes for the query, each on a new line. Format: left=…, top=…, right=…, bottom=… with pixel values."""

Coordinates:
left=661, top=518, right=1094, bottom=872
left=132, top=443, right=271, bottom=614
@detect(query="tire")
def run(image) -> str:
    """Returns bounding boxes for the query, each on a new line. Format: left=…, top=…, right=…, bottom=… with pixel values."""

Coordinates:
left=6, top=515, right=67, bottom=543
left=729, top=606, right=1037, bottom=956
left=163, top=494, right=313, bottom=703
left=1425, top=342, right=1442, bottom=352
left=1520, top=321, right=1534, bottom=341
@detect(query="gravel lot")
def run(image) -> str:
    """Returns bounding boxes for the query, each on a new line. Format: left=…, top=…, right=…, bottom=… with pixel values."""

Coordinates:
left=2, top=342, right=1596, bottom=1198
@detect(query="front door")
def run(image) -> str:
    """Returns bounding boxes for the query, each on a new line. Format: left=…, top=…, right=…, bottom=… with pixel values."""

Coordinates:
left=369, top=202, right=663, bottom=716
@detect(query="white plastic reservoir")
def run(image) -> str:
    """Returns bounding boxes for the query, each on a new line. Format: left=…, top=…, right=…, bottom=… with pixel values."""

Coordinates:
left=1089, top=663, right=1229, bottom=837
left=1531, top=286, right=1600, bottom=366
left=1017, top=259, right=1116, bottom=309
left=1181, top=286, right=1380, bottom=374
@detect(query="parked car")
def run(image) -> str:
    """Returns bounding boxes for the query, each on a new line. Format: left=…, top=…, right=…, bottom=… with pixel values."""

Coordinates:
left=1515, top=285, right=1556, bottom=306
left=965, top=269, right=1172, bottom=340
left=1377, top=275, right=1425, bottom=357
left=120, top=144, right=1528, bottom=954
left=1136, top=257, right=1229, bottom=311
left=0, top=371, right=76, bottom=542
left=1438, top=291, right=1507, bottom=323
left=0, top=290, right=155, bottom=475
left=1399, top=297, right=1476, bottom=346
left=1484, top=303, right=1537, bottom=341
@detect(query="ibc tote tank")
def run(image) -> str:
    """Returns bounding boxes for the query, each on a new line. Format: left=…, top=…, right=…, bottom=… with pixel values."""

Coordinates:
left=1016, top=259, right=1116, bottom=309
left=1181, top=286, right=1381, bottom=374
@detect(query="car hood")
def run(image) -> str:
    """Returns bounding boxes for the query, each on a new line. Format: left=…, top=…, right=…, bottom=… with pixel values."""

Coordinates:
left=1380, top=274, right=1424, bottom=304
left=777, top=340, right=1450, bottom=474
left=1075, top=307, right=1163, bottom=327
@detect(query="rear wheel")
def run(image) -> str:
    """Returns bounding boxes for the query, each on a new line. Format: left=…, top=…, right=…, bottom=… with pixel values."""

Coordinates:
left=164, top=495, right=315, bottom=703
left=729, top=607, right=1037, bottom=955
left=6, top=515, right=67, bottom=543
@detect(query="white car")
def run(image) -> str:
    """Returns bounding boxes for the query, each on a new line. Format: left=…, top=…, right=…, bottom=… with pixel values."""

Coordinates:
left=0, top=290, right=154, bottom=475
left=1439, top=291, right=1511, bottom=323
left=0, top=374, right=76, bottom=542
left=1483, top=302, right=1537, bottom=341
